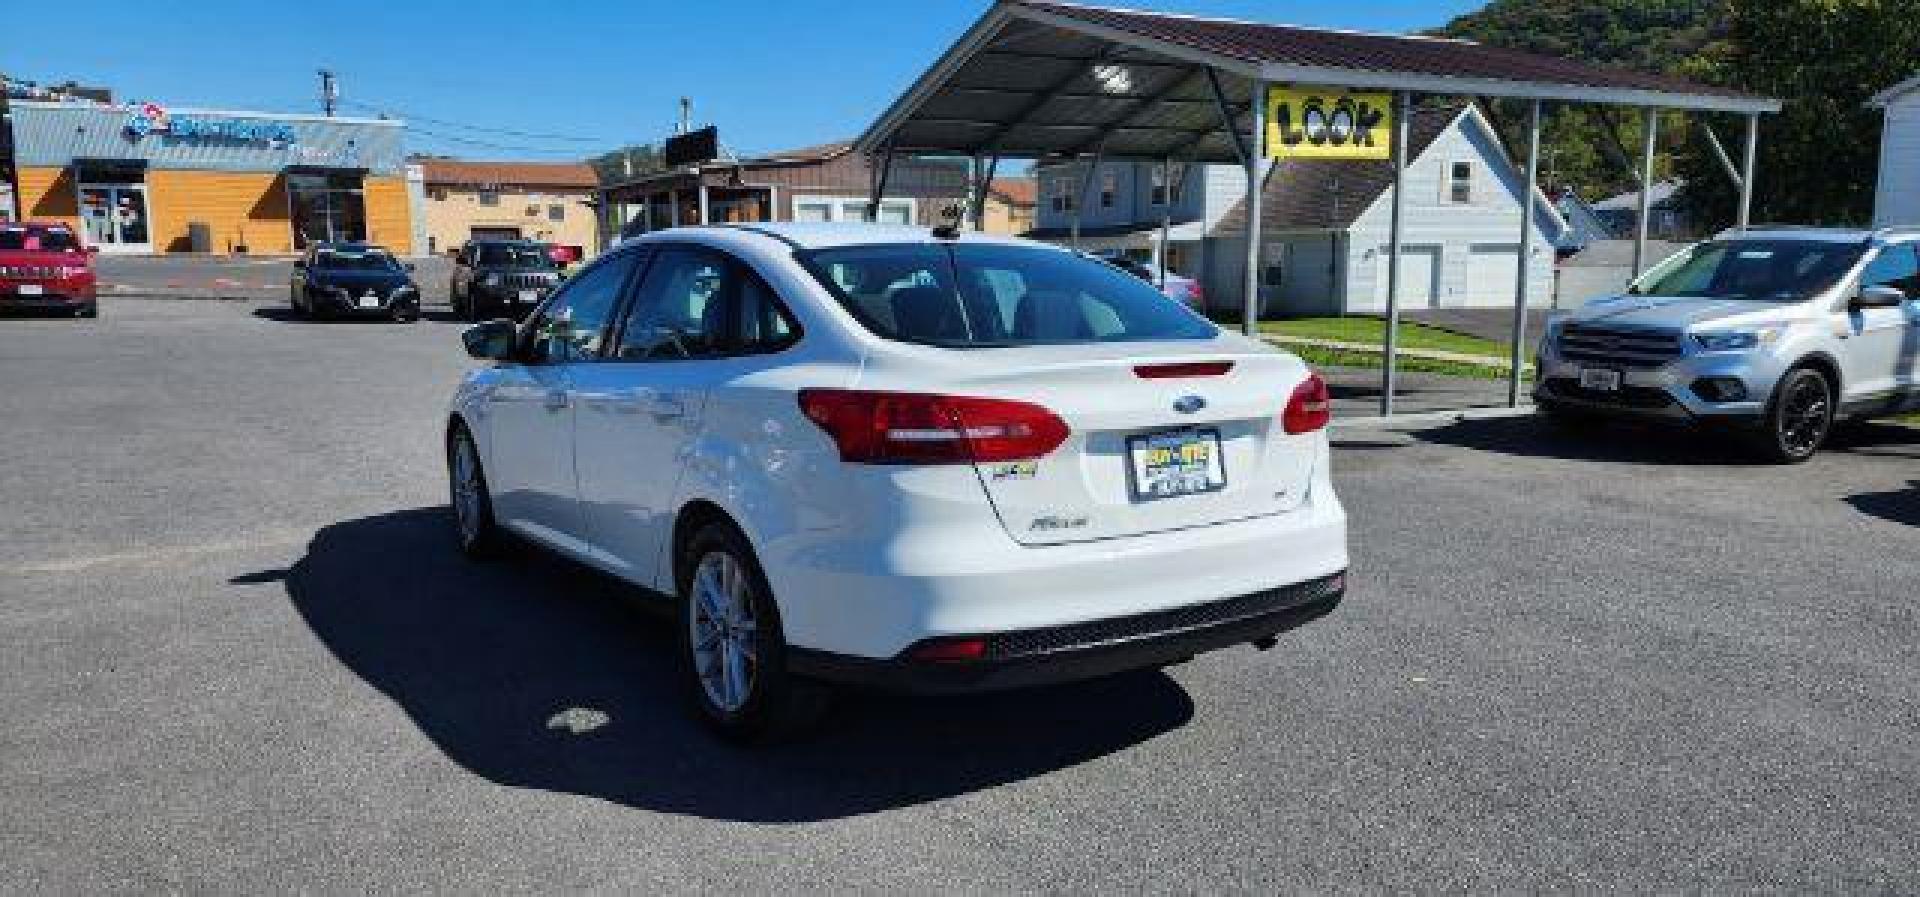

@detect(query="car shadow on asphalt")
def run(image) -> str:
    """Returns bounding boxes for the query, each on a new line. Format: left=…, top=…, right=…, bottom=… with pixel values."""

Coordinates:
left=1845, top=482, right=1920, bottom=527
left=248, top=307, right=464, bottom=325
left=262, top=507, right=1194, bottom=822
left=1408, top=415, right=1920, bottom=466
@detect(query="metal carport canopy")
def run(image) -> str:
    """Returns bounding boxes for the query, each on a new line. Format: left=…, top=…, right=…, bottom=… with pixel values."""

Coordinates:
left=855, top=0, right=1780, bottom=162
left=855, top=0, right=1782, bottom=419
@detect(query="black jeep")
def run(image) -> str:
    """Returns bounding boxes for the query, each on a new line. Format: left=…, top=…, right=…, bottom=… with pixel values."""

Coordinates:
left=450, top=240, right=561, bottom=321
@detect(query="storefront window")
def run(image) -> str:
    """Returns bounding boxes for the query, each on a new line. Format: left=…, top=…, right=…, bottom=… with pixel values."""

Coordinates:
left=76, top=172, right=152, bottom=251
left=287, top=172, right=367, bottom=248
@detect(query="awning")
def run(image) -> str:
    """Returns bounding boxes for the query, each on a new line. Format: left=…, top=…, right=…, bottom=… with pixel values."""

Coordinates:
left=857, top=0, right=1780, bottom=162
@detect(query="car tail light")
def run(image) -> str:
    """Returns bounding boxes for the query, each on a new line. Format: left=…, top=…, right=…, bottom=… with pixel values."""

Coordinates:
left=904, top=636, right=989, bottom=663
left=798, top=389, right=1069, bottom=464
left=1134, top=361, right=1234, bottom=379
left=1283, top=372, right=1332, bottom=434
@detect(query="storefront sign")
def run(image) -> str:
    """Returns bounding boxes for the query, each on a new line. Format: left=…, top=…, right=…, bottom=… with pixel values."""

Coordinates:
left=123, top=102, right=296, bottom=145
left=1262, top=87, right=1393, bottom=160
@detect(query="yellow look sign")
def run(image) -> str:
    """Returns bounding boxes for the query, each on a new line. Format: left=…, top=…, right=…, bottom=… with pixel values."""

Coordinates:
left=1263, top=87, right=1393, bottom=160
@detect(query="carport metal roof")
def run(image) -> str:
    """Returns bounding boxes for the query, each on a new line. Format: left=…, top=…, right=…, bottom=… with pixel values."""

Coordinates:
left=856, top=0, right=1780, bottom=162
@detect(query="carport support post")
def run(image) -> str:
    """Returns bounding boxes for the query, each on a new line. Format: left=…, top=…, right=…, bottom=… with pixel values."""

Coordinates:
left=1241, top=82, right=1267, bottom=337
left=1509, top=99, right=1543, bottom=407
left=1737, top=112, right=1760, bottom=231
left=1381, top=91, right=1413, bottom=416
left=1158, top=157, right=1173, bottom=290
left=1632, top=107, right=1659, bottom=277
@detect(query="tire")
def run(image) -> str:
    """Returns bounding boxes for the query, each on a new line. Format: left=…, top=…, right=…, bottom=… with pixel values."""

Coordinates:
left=447, top=424, right=506, bottom=559
left=1750, top=366, right=1834, bottom=464
left=676, top=521, right=828, bottom=743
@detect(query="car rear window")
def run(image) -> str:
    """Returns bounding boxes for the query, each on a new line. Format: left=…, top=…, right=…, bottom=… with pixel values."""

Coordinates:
left=0, top=227, right=80, bottom=252
left=798, top=243, right=1216, bottom=347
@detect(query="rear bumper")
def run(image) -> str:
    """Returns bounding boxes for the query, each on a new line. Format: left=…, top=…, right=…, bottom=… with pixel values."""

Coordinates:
left=790, top=572, right=1344, bottom=694
left=0, top=291, right=95, bottom=313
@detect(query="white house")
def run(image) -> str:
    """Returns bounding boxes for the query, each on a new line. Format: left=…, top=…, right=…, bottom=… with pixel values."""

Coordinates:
left=1870, top=75, right=1920, bottom=226
left=1031, top=104, right=1567, bottom=316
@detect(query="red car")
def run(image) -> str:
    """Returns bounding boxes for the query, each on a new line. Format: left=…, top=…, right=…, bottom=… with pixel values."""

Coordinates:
left=0, top=221, right=98, bottom=317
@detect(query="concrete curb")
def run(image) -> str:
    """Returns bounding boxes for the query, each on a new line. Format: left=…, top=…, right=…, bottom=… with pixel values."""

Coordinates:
left=1261, top=335, right=1530, bottom=370
left=1332, top=404, right=1536, bottom=431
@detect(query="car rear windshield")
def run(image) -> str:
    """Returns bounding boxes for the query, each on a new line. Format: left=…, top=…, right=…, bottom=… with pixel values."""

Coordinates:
left=798, top=243, right=1216, bottom=347
left=0, top=227, right=80, bottom=252
left=477, top=244, right=554, bottom=268
left=1635, top=239, right=1867, bottom=302
left=314, top=249, right=400, bottom=271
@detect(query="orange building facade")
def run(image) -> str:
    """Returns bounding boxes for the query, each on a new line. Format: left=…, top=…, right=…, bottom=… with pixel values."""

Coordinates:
left=7, top=101, right=412, bottom=255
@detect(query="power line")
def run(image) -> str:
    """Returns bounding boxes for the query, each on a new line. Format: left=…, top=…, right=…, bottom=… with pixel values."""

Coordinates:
left=339, top=98, right=605, bottom=143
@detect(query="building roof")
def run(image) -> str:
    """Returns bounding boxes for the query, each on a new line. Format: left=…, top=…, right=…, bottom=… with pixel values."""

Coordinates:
left=1870, top=74, right=1920, bottom=108
left=858, top=0, right=1779, bottom=163
left=417, top=159, right=599, bottom=189
left=989, top=177, right=1038, bottom=206
left=1212, top=104, right=1456, bottom=235
left=1593, top=179, right=1683, bottom=211
left=744, top=140, right=856, bottom=165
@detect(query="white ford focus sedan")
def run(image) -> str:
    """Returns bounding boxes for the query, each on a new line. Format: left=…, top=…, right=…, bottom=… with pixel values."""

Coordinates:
left=446, top=223, right=1348, bottom=739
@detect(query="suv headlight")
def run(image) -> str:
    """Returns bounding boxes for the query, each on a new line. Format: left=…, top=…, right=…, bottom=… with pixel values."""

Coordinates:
left=1693, top=327, right=1781, bottom=352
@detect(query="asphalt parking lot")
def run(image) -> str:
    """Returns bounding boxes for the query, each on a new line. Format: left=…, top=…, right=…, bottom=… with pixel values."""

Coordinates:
left=4, top=298, right=1918, bottom=890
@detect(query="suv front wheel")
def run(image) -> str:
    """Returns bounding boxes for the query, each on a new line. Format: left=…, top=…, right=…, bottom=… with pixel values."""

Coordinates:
left=1753, top=366, right=1834, bottom=464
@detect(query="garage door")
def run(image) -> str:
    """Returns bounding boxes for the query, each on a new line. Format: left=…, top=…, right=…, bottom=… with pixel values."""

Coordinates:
left=1464, top=243, right=1521, bottom=308
left=1380, top=244, right=1440, bottom=307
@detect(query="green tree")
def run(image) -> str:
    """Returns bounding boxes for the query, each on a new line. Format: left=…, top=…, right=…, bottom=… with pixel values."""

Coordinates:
left=1436, top=0, right=1726, bottom=199
left=1676, top=0, right=1920, bottom=227
left=586, top=144, right=663, bottom=185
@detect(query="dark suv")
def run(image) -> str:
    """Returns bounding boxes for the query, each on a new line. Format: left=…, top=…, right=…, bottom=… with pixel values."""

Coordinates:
left=451, top=240, right=561, bottom=321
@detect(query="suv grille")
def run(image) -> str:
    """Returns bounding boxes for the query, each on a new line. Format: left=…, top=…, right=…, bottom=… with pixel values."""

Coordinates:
left=1557, top=324, right=1684, bottom=369
left=502, top=273, right=556, bottom=291
left=982, top=572, right=1345, bottom=659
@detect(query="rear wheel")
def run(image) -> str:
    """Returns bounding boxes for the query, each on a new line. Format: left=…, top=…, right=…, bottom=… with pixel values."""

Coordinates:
left=677, top=522, right=826, bottom=742
left=448, top=424, right=505, bottom=558
left=1752, top=366, right=1833, bottom=464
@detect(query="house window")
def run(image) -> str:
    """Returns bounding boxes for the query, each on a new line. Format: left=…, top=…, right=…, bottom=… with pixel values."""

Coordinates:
left=548, top=204, right=565, bottom=221
left=1049, top=177, right=1076, bottom=213
left=478, top=190, right=500, bottom=207
left=1100, top=171, right=1117, bottom=208
left=1447, top=162, right=1473, bottom=204
left=794, top=200, right=833, bottom=223
left=428, top=187, right=447, bottom=202
left=1150, top=163, right=1168, bottom=205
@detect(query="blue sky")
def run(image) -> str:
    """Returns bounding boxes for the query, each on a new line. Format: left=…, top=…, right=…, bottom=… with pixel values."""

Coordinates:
left=11, top=0, right=1482, bottom=162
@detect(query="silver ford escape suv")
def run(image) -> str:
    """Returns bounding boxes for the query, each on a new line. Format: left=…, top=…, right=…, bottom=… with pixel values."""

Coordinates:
left=1536, top=227, right=1920, bottom=463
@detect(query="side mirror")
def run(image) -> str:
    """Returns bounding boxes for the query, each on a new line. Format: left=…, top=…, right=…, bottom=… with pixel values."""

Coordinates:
left=1852, top=284, right=1907, bottom=310
left=462, top=319, right=519, bottom=361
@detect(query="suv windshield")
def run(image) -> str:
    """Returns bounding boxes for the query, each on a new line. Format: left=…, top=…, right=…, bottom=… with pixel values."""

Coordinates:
left=0, top=227, right=81, bottom=252
left=1635, top=239, right=1866, bottom=302
left=314, top=248, right=400, bottom=271
left=476, top=244, right=554, bottom=268
left=800, top=243, right=1215, bottom=347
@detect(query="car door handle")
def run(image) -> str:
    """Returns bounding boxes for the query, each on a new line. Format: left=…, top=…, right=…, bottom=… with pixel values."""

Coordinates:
left=644, top=393, right=686, bottom=419
left=543, top=390, right=571, bottom=411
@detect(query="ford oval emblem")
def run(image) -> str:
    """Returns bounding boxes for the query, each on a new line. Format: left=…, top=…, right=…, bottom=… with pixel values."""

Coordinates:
left=1173, top=395, right=1206, bottom=414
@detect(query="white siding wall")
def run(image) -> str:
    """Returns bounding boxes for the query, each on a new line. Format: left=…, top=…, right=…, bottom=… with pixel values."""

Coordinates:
left=1340, top=111, right=1563, bottom=313
left=1875, top=94, right=1920, bottom=226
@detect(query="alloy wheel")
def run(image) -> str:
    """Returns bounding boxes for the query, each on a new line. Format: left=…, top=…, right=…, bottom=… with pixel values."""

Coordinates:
left=688, top=551, right=759, bottom=714
left=1777, top=374, right=1831, bottom=458
left=451, top=435, right=483, bottom=545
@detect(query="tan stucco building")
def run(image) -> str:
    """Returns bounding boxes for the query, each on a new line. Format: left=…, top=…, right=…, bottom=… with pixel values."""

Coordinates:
left=417, top=159, right=599, bottom=255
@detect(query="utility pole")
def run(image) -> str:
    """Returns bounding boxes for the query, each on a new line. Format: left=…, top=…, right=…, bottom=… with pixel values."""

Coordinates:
left=678, top=97, right=692, bottom=135
left=318, top=69, right=337, bottom=117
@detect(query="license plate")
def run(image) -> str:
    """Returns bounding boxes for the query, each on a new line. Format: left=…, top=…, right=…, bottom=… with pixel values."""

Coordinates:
left=1579, top=368, right=1622, bottom=391
left=17, top=284, right=43, bottom=296
left=518, top=289, right=538, bottom=304
left=357, top=295, right=380, bottom=309
left=1127, top=428, right=1225, bottom=501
